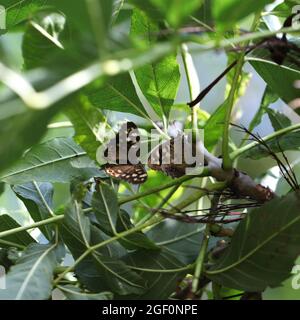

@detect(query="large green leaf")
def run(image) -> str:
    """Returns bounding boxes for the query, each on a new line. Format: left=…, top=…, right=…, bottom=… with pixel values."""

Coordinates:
left=22, top=10, right=96, bottom=76
left=60, top=201, right=146, bottom=295
left=249, top=57, right=300, bottom=104
left=131, top=9, right=180, bottom=119
left=206, top=191, right=300, bottom=291
left=57, top=285, right=113, bottom=300
left=0, top=215, right=35, bottom=248
left=92, top=183, right=119, bottom=235
left=12, top=182, right=54, bottom=240
left=85, top=73, right=147, bottom=117
left=213, top=0, right=273, bottom=28
left=122, top=249, right=187, bottom=299
left=0, top=243, right=58, bottom=300
left=0, top=137, right=101, bottom=184
left=117, top=210, right=160, bottom=251
left=147, top=220, right=208, bottom=264
left=60, top=201, right=91, bottom=258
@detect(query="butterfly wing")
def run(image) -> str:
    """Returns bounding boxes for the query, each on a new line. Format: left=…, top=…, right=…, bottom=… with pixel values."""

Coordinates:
left=104, top=164, right=147, bottom=184
left=103, top=122, right=147, bottom=184
left=148, top=136, right=195, bottom=178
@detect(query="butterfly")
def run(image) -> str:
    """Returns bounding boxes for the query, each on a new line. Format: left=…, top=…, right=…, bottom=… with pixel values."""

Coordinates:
left=103, top=122, right=200, bottom=183
left=147, top=134, right=196, bottom=178
left=103, top=122, right=148, bottom=184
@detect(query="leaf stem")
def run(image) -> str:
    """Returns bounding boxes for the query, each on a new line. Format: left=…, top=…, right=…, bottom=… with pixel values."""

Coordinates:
left=0, top=239, right=26, bottom=249
left=222, top=14, right=260, bottom=170
left=181, top=43, right=198, bottom=131
left=135, top=184, right=181, bottom=226
left=128, top=264, right=194, bottom=273
left=191, top=194, right=221, bottom=294
left=118, top=169, right=210, bottom=205
left=222, top=53, right=245, bottom=170
left=0, top=215, right=63, bottom=240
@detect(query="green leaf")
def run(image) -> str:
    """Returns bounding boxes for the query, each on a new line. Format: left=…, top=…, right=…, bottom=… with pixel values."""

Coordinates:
left=267, top=109, right=292, bottom=131
left=65, top=97, right=107, bottom=161
left=147, top=220, right=209, bottom=264
left=0, top=92, right=62, bottom=174
left=242, top=130, right=300, bottom=160
left=204, top=99, right=227, bottom=151
left=0, top=138, right=101, bottom=184
left=248, top=86, right=278, bottom=132
left=57, top=285, right=113, bottom=300
left=22, top=10, right=97, bottom=75
left=72, top=226, right=139, bottom=294
left=60, top=201, right=91, bottom=258
left=92, top=183, right=119, bottom=235
left=206, top=191, right=300, bottom=291
left=117, top=210, right=160, bottom=251
left=128, top=0, right=164, bottom=21
left=249, top=57, right=300, bottom=104
left=90, top=246, right=146, bottom=295
left=0, top=243, right=58, bottom=300
left=213, top=0, right=273, bottom=28
left=152, top=0, right=204, bottom=27
left=2, top=0, right=47, bottom=30
left=61, top=202, right=146, bottom=295
left=131, top=9, right=180, bottom=119
left=272, top=0, right=300, bottom=18
left=111, top=0, right=126, bottom=25
left=50, top=0, right=114, bottom=34
left=85, top=73, right=147, bottom=117
left=12, top=182, right=54, bottom=240
left=0, top=215, right=35, bottom=248
left=130, top=0, right=203, bottom=27
left=122, top=249, right=187, bottom=299
left=133, top=171, right=174, bottom=221
left=22, top=11, right=67, bottom=71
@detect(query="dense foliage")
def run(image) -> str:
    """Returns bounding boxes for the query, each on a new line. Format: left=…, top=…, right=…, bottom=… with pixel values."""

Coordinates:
left=0, top=0, right=299, bottom=300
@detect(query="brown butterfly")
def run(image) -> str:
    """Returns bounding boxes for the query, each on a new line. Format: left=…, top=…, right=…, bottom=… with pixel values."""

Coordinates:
left=103, top=122, right=201, bottom=184
left=103, top=122, right=148, bottom=184
left=147, top=135, right=194, bottom=178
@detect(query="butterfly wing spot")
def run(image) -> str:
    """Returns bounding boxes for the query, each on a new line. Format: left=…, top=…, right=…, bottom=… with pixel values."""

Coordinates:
left=104, top=164, right=147, bottom=184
